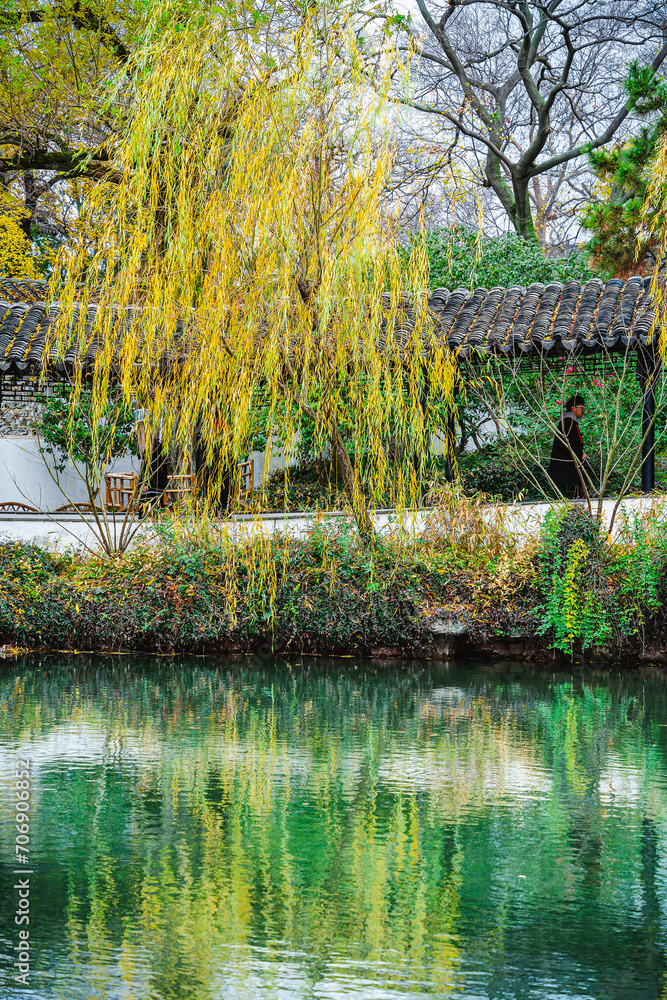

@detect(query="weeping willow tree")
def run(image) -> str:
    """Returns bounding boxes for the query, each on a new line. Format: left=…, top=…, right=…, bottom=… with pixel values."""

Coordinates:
left=49, top=0, right=456, bottom=545
left=644, top=133, right=667, bottom=350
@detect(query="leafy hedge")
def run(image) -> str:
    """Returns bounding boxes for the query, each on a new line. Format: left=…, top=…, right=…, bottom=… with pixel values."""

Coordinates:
left=0, top=533, right=431, bottom=654
left=253, top=460, right=348, bottom=512
left=454, top=445, right=656, bottom=502
left=423, top=227, right=596, bottom=290
left=0, top=516, right=531, bottom=655
left=251, top=449, right=659, bottom=512
left=2, top=502, right=666, bottom=659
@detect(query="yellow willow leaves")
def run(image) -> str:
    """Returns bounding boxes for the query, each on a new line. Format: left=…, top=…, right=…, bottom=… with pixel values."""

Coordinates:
left=0, top=194, right=39, bottom=279
left=49, top=2, right=457, bottom=533
left=643, top=132, right=667, bottom=357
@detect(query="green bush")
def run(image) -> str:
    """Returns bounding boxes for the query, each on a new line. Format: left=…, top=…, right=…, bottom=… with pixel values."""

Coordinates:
left=454, top=443, right=650, bottom=504
left=538, top=506, right=615, bottom=651
left=610, top=508, right=667, bottom=635
left=2, top=510, right=666, bottom=659
left=0, top=540, right=70, bottom=581
left=254, top=458, right=424, bottom=512
left=422, top=227, right=596, bottom=291
left=537, top=505, right=667, bottom=652
left=0, top=527, right=458, bottom=654
left=452, top=445, right=546, bottom=501
left=544, top=504, right=604, bottom=570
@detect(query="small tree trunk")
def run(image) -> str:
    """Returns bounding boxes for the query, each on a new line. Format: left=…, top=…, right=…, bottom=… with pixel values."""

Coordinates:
left=511, top=176, right=541, bottom=247
left=328, top=418, right=376, bottom=545
left=484, top=152, right=542, bottom=247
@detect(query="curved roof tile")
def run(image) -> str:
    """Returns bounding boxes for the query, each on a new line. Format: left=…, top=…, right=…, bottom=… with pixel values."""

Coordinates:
left=0, top=276, right=661, bottom=377
left=428, top=275, right=659, bottom=359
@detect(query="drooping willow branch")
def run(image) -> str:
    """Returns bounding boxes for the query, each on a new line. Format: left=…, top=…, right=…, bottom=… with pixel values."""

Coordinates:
left=48, top=1, right=458, bottom=545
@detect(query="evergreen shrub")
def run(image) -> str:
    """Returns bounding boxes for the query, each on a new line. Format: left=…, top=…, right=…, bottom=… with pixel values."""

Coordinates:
left=0, top=527, right=465, bottom=654
left=537, top=504, right=667, bottom=652
left=423, top=227, right=595, bottom=291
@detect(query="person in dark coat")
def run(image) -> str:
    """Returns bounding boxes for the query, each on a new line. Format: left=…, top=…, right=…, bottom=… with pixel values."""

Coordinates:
left=548, top=394, right=589, bottom=498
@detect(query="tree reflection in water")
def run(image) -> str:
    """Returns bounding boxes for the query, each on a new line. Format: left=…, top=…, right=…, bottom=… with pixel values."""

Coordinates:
left=0, top=656, right=666, bottom=999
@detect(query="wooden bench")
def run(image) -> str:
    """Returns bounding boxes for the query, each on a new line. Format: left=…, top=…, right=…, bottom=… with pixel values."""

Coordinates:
left=54, top=502, right=104, bottom=513
left=104, top=461, right=254, bottom=513
left=0, top=501, right=39, bottom=513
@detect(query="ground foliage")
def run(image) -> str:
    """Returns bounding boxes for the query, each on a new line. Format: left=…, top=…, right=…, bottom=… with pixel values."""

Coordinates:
left=2, top=502, right=667, bottom=659
left=454, top=443, right=659, bottom=502
left=250, top=445, right=656, bottom=511
left=0, top=510, right=530, bottom=655
left=252, top=457, right=452, bottom=512
left=251, top=453, right=531, bottom=510
left=254, top=461, right=349, bottom=513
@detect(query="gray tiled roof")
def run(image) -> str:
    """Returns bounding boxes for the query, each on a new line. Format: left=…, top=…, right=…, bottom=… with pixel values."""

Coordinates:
left=424, top=275, right=658, bottom=358
left=0, top=275, right=659, bottom=378
left=0, top=278, right=49, bottom=304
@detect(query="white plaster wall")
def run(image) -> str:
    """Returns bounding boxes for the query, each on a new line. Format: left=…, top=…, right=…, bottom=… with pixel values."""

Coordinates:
left=0, top=435, right=280, bottom=510
left=248, top=448, right=287, bottom=489
left=1, top=496, right=664, bottom=552
left=0, top=435, right=496, bottom=506
left=0, top=435, right=140, bottom=511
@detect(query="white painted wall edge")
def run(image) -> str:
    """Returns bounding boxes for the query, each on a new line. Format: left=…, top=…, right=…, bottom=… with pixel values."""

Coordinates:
left=0, top=496, right=665, bottom=551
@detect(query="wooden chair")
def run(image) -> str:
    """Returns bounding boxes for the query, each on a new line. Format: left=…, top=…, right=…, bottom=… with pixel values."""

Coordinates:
left=163, top=474, right=197, bottom=508
left=0, top=501, right=39, bottom=513
left=105, top=473, right=138, bottom=511
left=238, top=459, right=254, bottom=495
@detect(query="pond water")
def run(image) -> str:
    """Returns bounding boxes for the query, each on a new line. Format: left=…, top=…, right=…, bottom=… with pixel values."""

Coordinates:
left=1, top=656, right=667, bottom=1000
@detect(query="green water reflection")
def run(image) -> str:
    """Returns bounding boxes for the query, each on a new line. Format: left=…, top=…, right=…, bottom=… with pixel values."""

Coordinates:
left=1, top=656, right=667, bottom=999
